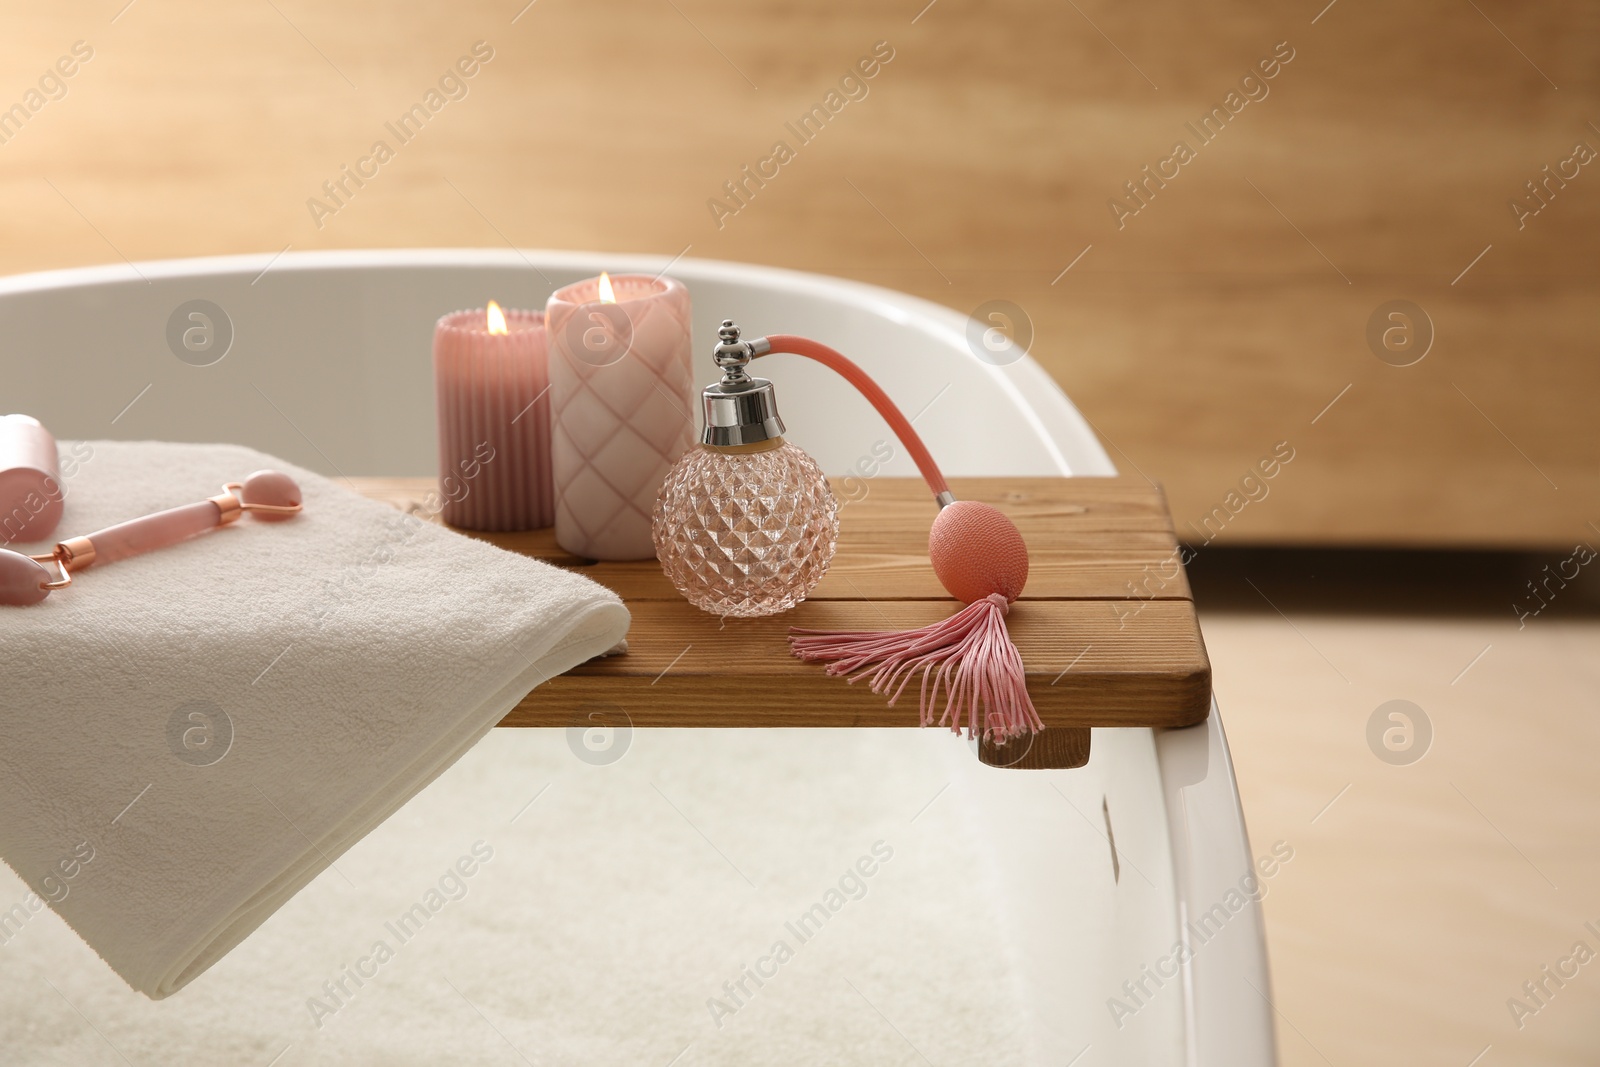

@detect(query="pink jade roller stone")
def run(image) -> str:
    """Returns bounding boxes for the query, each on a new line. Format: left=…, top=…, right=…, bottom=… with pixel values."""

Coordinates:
left=241, top=469, right=302, bottom=518
left=0, top=414, right=65, bottom=544
left=0, top=552, right=52, bottom=606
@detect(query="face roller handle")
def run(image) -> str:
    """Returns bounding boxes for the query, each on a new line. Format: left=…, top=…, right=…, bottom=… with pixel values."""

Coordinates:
left=0, top=469, right=302, bottom=605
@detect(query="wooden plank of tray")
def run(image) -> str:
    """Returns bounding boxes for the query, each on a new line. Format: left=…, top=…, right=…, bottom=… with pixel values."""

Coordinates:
left=503, top=599, right=1210, bottom=730
left=350, top=476, right=1211, bottom=731
left=353, top=476, right=1193, bottom=602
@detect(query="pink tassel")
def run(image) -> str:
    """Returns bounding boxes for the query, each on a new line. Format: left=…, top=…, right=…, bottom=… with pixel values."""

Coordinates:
left=789, top=593, right=1044, bottom=742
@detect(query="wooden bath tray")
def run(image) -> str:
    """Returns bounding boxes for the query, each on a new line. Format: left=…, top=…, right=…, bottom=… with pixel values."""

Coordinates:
left=353, top=476, right=1211, bottom=769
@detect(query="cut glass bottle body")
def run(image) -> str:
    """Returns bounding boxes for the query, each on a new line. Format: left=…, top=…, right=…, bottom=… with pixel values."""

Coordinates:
left=652, top=441, right=839, bottom=617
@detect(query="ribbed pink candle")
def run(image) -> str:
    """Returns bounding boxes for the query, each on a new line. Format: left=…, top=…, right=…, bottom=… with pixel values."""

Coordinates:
left=432, top=305, right=553, bottom=531
left=546, top=274, right=694, bottom=560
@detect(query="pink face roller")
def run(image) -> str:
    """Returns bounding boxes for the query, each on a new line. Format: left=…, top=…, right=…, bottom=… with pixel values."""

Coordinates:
left=0, top=469, right=302, bottom=606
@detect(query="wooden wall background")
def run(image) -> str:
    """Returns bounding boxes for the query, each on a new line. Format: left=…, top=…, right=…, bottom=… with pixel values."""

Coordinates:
left=0, top=0, right=1595, bottom=547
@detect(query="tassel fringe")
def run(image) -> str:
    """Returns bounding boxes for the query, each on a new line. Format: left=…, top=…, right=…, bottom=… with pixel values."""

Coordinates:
left=788, top=593, right=1044, bottom=743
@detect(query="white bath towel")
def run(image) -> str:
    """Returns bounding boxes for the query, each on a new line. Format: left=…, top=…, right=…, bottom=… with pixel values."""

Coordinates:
left=0, top=441, right=630, bottom=999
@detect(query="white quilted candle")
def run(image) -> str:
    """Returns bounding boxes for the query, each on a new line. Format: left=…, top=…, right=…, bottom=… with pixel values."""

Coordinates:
left=545, top=273, right=695, bottom=560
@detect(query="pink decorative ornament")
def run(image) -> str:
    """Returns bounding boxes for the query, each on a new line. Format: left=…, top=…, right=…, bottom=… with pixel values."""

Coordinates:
left=0, top=469, right=303, bottom=605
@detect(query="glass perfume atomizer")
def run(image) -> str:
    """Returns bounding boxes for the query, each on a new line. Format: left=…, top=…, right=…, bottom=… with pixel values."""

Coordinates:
left=653, top=320, right=1041, bottom=744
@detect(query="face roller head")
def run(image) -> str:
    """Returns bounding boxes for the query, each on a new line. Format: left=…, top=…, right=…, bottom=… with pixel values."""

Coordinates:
left=237, top=470, right=303, bottom=519
left=0, top=550, right=55, bottom=606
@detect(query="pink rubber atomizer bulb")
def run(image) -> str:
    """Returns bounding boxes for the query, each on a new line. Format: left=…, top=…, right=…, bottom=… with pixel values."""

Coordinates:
left=652, top=320, right=1041, bottom=745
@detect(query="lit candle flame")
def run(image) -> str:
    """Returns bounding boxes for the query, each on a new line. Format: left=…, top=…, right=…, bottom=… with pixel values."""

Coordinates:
left=597, top=272, right=616, bottom=304
left=486, top=300, right=508, bottom=335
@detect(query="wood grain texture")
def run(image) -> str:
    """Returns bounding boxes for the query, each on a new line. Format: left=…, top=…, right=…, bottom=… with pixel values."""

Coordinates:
left=350, top=475, right=1213, bottom=731
left=5, top=0, right=1588, bottom=552
left=977, top=726, right=1092, bottom=770
left=511, top=599, right=1210, bottom=730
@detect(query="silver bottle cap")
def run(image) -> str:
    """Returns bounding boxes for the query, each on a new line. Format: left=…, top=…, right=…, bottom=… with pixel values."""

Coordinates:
left=701, top=320, right=783, bottom=448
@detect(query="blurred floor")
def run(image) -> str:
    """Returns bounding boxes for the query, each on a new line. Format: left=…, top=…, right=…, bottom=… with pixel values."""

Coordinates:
left=1189, top=547, right=1600, bottom=1066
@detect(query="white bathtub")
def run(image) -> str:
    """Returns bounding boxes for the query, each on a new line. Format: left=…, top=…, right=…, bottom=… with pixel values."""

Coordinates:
left=0, top=250, right=1274, bottom=1066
